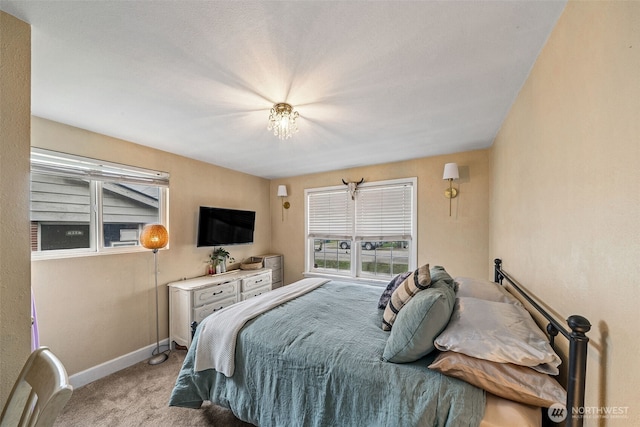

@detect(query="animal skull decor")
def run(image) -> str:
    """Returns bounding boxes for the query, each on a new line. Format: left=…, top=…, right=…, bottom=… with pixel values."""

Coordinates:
left=342, top=178, right=364, bottom=200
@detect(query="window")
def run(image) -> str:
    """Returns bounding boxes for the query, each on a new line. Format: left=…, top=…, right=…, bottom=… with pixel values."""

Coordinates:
left=306, top=178, right=416, bottom=281
left=30, top=148, right=169, bottom=258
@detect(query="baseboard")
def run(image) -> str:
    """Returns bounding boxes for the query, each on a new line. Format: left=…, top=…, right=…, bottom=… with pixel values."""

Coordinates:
left=69, top=339, right=169, bottom=388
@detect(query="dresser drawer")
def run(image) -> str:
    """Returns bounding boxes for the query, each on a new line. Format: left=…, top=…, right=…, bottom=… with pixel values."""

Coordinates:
left=241, top=284, right=271, bottom=301
left=242, top=272, right=271, bottom=291
left=193, top=280, right=238, bottom=308
left=193, top=296, right=237, bottom=323
left=264, top=256, right=282, bottom=270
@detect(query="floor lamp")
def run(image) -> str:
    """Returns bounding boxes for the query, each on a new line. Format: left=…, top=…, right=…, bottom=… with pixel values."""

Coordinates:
left=140, top=224, right=169, bottom=365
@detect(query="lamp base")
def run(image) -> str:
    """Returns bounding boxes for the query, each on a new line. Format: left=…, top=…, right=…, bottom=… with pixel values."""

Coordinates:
left=148, top=352, right=168, bottom=365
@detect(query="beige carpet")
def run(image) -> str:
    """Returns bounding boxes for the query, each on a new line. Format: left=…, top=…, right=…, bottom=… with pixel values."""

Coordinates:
left=54, top=350, right=254, bottom=427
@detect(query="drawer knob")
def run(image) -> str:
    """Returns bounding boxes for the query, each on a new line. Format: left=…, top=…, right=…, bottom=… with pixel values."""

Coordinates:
left=212, top=290, right=223, bottom=296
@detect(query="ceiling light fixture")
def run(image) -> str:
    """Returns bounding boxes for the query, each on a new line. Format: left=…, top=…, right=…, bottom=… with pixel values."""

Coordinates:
left=268, top=103, right=299, bottom=140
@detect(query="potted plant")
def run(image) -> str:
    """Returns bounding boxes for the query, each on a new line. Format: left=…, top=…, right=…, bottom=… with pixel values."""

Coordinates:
left=210, top=247, right=235, bottom=273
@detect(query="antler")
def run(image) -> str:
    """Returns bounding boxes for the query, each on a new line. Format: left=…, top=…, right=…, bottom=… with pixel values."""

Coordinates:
left=342, top=178, right=364, bottom=186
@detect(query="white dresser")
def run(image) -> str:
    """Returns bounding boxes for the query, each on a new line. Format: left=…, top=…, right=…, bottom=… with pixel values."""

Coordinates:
left=168, top=268, right=272, bottom=349
left=259, top=254, right=283, bottom=289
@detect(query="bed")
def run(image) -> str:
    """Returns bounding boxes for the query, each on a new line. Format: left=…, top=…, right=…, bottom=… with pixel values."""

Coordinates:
left=169, top=259, right=591, bottom=427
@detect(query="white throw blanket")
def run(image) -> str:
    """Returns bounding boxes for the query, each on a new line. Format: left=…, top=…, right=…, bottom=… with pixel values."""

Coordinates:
left=194, top=277, right=330, bottom=377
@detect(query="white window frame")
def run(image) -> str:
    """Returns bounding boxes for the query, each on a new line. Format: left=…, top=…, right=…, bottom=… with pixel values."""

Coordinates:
left=304, top=177, right=417, bottom=283
left=30, top=148, right=170, bottom=260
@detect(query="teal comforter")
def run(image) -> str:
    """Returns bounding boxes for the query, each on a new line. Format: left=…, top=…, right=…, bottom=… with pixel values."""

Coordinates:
left=169, top=280, right=485, bottom=426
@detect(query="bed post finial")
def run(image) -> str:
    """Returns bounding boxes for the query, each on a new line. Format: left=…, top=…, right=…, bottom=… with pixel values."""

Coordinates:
left=567, top=315, right=591, bottom=335
left=566, top=315, right=591, bottom=426
left=494, top=259, right=502, bottom=283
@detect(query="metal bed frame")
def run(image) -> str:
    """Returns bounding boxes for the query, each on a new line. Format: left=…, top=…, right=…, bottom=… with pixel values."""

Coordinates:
left=493, top=259, right=591, bottom=427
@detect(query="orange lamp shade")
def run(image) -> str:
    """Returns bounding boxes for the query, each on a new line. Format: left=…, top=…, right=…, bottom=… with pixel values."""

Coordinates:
left=140, top=224, right=169, bottom=250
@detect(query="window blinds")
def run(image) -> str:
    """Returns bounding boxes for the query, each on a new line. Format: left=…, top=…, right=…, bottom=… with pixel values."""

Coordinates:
left=307, top=181, right=413, bottom=241
left=30, top=148, right=170, bottom=187
left=307, top=189, right=353, bottom=239
left=356, top=183, right=413, bottom=241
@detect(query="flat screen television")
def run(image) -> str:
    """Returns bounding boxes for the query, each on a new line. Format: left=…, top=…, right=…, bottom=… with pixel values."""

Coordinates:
left=197, top=206, right=255, bottom=247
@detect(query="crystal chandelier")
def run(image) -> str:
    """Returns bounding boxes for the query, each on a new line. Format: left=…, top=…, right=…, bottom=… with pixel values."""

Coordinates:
left=267, top=103, right=299, bottom=140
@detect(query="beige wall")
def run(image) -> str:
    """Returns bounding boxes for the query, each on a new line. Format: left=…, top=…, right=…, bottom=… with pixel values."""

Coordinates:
left=30, top=117, right=271, bottom=375
left=490, top=1, right=639, bottom=424
left=0, top=11, right=31, bottom=407
left=271, top=149, right=491, bottom=285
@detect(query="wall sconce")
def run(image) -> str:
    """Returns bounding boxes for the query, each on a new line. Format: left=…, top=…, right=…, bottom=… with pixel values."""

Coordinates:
left=277, top=185, right=290, bottom=221
left=442, top=163, right=459, bottom=216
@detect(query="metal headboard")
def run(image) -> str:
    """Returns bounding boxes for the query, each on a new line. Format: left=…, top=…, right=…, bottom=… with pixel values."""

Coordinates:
left=493, top=259, right=591, bottom=427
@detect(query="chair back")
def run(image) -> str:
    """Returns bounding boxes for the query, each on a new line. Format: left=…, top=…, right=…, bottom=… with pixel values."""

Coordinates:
left=0, top=347, right=73, bottom=427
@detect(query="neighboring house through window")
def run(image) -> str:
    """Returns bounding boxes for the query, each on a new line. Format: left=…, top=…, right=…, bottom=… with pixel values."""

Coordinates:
left=306, top=178, right=417, bottom=281
left=30, top=148, right=169, bottom=257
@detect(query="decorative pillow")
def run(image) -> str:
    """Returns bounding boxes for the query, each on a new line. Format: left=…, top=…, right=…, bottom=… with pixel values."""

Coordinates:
left=382, top=263, right=431, bottom=331
left=429, top=266, right=456, bottom=291
left=378, top=271, right=412, bottom=309
left=455, top=276, right=522, bottom=306
left=434, top=297, right=561, bottom=375
left=428, top=351, right=566, bottom=408
left=383, top=280, right=456, bottom=362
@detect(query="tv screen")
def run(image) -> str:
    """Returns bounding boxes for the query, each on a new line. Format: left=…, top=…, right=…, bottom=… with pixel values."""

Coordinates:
left=197, top=206, right=255, bottom=247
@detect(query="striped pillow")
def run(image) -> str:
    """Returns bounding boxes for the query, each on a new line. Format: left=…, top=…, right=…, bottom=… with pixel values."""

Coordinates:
left=382, top=264, right=431, bottom=331
left=378, top=271, right=412, bottom=309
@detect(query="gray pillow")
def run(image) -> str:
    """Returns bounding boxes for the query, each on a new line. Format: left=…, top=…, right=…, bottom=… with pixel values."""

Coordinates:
left=434, top=297, right=561, bottom=375
left=383, top=280, right=456, bottom=363
left=430, top=266, right=455, bottom=289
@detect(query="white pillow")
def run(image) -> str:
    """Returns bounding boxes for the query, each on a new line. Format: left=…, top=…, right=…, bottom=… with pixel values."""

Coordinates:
left=434, top=297, right=561, bottom=375
left=454, top=277, right=523, bottom=306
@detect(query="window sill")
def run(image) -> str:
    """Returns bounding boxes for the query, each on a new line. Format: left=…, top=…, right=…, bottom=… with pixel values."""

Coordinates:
left=31, top=245, right=169, bottom=261
left=303, top=271, right=387, bottom=287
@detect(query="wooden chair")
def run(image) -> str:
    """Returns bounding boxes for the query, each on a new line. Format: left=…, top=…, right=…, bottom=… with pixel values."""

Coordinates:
left=0, top=347, right=73, bottom=427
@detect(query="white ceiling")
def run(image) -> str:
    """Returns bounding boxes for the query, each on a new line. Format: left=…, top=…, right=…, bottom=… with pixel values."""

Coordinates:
left=1, top=1, right=566, bottom=179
